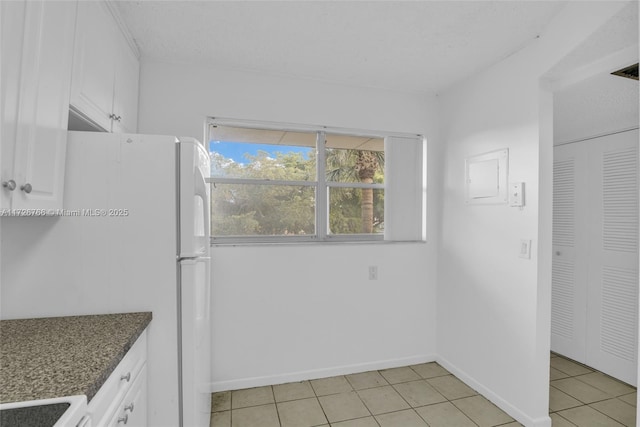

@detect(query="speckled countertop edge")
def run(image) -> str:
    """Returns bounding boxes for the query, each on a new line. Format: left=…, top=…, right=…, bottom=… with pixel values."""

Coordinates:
left=0, top=312, right=152, bottom=404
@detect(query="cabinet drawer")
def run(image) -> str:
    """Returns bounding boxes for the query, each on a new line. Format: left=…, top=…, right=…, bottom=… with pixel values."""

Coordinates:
left=88, top=331, right=147, bottom=425
left=105, top=365, right=147, bottom=427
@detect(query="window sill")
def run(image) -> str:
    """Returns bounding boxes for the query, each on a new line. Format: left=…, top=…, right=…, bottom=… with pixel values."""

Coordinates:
left=210, top=239, right=427, bottom=248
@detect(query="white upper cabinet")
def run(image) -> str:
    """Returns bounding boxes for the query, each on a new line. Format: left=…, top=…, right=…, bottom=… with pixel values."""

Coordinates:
left=70, top=1, right=117, bottom=132
left=1, top=1, right=77, bottom=212
left=112, top=34, right=140, bottom=134
left=70, top=1, right=139, bottom=134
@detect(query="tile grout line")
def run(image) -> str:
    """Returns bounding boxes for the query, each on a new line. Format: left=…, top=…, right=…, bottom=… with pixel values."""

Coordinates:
left=312, top=375, right=378, bottom=425
left=381, top=366, right=430, bottom=426
left=447, top=397, right=485, bottom=427
left=550, top=353, right=637, bottom=427
left=407, top=364, right=481, bottom=427
left=567, top=371, right=635, bottom=397
left=269, top=386, right=283, bottom=427
left=553, top=411, right=580, bottom=427
left=586, top=397, right=635, bottom=427
left=353, top=372, right=377, bottom=424
left=310, top=383, right=331, bottom=427
left=229, top=391, right=233, bottom=427
left=373, top=365, right=455, bottom=426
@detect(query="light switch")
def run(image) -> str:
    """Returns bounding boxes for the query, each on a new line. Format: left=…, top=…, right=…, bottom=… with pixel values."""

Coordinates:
left=510, top=182, right=524, bottom=207
left=519, top=239, right=531, bottom=259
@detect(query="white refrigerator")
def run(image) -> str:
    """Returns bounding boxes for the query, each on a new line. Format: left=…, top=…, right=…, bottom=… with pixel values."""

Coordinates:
left=65, top=131, right=212, bottom=427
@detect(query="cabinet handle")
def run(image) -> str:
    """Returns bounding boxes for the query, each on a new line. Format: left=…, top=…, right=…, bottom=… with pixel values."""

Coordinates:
left=115, top=115, right=122, bottom=122
left=120, top=372, right=131, bottom=382
left=117, top=414, right=129, bottom=424
left=124, top=402, right=134, bottom=413
left=2, top=180, right=16, bottom=191
left=109, top=113, right=122, bottom=122
left=20, top=183, right=32, bottom=194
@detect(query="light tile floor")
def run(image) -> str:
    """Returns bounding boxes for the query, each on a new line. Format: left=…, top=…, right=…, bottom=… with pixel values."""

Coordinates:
left=210, top=362, right=517, bottom=427
left=210, top=354, right=637, bottom=427
left=550, top=352, right=636, bottom=426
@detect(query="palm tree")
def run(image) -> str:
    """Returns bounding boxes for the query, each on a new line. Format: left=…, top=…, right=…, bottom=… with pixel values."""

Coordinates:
left=326, top=149, right=384, bottom=233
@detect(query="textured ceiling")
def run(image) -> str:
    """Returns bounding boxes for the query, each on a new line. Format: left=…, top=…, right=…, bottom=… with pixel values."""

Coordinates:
left=552, top=1, right=638, bottom=144
left=554, top=72, right=639, bottom=145
left=115, top=1, right=566, bottom=94
left=548, top=1, right=638, bottom=78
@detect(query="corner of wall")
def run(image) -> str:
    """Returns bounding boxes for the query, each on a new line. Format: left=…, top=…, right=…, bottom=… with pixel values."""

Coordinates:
left=436, top=356, right=552, bottom=427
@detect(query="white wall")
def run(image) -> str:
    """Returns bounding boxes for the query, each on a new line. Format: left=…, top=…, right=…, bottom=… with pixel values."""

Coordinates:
left=138, top=61, right=433, bottom=143
left=437, top=2, right=631, bottom=426
left=137, top=62, right=443, bottom=389
left=210, top=243, right=434, bottom=390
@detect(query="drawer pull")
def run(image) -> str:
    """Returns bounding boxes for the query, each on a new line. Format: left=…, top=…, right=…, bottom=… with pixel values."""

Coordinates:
left=120, top=372, right=131, bottom=382
left=124, top=402, right=134, bottom=413
left=117, top=414, right=128, bottom=424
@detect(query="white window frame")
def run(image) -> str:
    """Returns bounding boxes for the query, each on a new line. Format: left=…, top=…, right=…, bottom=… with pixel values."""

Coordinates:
left=206, top=117, right=421, bottom=244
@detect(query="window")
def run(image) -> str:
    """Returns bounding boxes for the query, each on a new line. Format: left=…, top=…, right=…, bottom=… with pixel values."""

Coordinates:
left=207, top=119, right=424, bottom=243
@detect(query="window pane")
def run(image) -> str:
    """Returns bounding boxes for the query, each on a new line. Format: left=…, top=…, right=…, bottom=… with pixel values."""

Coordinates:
left=325, top=134, right=384, bottom=184
left=329, top=187, right=384, bottom=235
left=209, top=125, right=316, bottom=180
left=211, top=183, right=315, bottom=237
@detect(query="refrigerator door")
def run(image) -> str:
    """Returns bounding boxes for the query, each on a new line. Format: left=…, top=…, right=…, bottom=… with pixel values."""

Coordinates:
left=179, top=138, right=211, bottom=258
left=179, top=256, right=212, bottom=427
left=64, top=132, right=182, bottom=426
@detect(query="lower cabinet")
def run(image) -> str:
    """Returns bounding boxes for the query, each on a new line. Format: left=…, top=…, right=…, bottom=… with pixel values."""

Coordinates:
left=105, top=367, right=147, bottom=427
left=88, top=331, right=147, bottom=426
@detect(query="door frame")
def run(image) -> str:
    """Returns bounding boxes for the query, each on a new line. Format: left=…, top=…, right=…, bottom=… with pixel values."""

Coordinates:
left=539, top=34, right=640, bottom=412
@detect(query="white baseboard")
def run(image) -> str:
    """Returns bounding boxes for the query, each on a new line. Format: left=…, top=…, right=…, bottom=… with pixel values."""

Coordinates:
left=436, top=356, right=551, bottom=427
left=210, top=353, right=437, bottom=392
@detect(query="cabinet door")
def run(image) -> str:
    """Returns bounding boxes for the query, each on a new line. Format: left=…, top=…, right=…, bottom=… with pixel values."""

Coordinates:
left=111, top=34, right=139, bottom=134
left=70, top=0, right=117, bottom=132
left=11, top=0, right=77, bottom=210
left=0, top=1, right=25, bottom=209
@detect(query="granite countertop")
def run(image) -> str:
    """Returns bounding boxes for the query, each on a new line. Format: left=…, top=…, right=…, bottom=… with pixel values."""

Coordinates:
left=0, top=312, right=152, bottom=404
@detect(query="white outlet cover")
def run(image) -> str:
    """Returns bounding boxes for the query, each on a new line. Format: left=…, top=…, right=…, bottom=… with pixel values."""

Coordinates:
left=509, top=182, right=524, bottom=207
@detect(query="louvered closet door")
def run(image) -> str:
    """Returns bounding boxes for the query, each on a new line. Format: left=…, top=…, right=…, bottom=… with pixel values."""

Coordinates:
left=585, top=129, right=639, bottom=386
left=552, top=143, right=589, bottom=362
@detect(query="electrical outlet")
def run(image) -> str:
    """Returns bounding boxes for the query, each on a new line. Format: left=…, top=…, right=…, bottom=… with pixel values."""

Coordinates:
left=368, top=266, right=378, bottom=280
